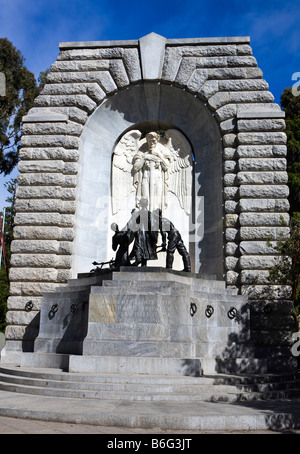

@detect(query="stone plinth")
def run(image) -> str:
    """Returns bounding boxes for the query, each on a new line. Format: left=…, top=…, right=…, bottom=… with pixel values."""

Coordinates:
left=23, top=268, right=264, bottom=375
left=82, top=268, right=250, bottom=361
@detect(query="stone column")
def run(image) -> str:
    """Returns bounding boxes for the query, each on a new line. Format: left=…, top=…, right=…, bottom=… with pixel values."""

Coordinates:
left=236, top=111, right=295, bottom=369
left=5, top=111, right=81, bottom=356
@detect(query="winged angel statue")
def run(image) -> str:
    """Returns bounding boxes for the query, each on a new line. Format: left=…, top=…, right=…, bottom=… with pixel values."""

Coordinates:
left=112, top=129, right=193, bottom=215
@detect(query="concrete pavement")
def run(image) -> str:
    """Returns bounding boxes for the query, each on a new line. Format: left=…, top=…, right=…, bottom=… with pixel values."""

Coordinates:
left=0, top=415, right=299, bottom=434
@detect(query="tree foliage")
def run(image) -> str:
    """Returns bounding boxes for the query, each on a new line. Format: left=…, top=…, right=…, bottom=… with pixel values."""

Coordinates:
left=268, top=217, right=300, bottom=309
left=0, top=38, right=40, bottom=175
left=280, top=87, right=300, bottom=215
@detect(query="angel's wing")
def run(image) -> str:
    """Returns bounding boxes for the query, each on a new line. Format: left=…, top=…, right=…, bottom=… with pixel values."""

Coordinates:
left=165, top=129, right=193, bottom=215
left=111, top=130, right=142, bottom=214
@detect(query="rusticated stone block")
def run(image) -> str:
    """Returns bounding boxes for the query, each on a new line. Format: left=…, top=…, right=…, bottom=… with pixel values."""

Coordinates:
left=6, top=310, right=39, bottom=326
left=14, top=212, right=75, bottom=227
left=241, top=284, right=292, bottom=300
left=237, top=170, right=288, bottom=184
left=198, top=80, right=218, bottom=99
left=240, top=226, right=289, bottom=240
left=9, top=281, right=64, bottom=296
left=225, top=228, right=239, bottom=241
left=239, top=212, right=289, bottom=226
left=224, top=200, right=239, bottom=214
left=226, top=242, right=239, bottom=256
left=237, top=119, right=285, bottom=132
left=34, top=94, right=97, bottom=114
left=219, top=79, right=268, bottom=91
left=15, top=199, right=76, bottom=214
left=13, top=226, right=74, bottom=241
left=7, top=296, right=42, bottom=311
left=225, top=256, right=239, bottom=270
left=9, top=268, right=59, bottom=282
left=239, top=240, right=279, bottom=255
left=240, top=269, right=272, bottom=285
left=239, top=255, right=285, bottom=269
left=223, top=160, right=237, bottom=173
left=11, top=239, right=72, bottom=254
left=225, top=214, right=239, bottom=228
left=224, top=186, right=239, bottom=200
left=10, top=253, right=72, bottom=268
left=239, top=198, right=289, bottom=212
left=19, top=147, right=80, bottom=161
left=237, top=145, right=286, bottom=158
left=226, top=270, right=239, bottom=285
left=238, top=157, right=286, bottom=171
left=239, top=185, right=289, bottom=198
left=238, top=132, right=286, bottom=145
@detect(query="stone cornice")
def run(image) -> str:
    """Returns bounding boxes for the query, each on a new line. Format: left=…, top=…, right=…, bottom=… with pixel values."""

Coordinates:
left=59, top=33, right=250, bottom=50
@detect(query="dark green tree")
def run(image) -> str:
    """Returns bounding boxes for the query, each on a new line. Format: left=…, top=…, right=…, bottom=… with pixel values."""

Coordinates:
left=268, top=217, right=300, bottom=312
left=0, top=38, right=40, bottom=175
left=280, top=87, right=300, bottom=216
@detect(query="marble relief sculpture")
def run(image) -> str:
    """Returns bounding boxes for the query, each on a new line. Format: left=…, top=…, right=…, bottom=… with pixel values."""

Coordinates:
left=112, top=129, right=193, bottom=215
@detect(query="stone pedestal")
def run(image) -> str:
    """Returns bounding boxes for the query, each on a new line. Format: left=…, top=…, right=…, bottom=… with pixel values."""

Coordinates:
left=25, top=267, right=266, bottom=375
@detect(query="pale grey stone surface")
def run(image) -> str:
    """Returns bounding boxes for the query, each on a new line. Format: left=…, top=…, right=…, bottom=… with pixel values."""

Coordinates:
left=139, top=32, right=166, bottom=80
left=240, top=226, right=289, bottom=240
left=30, top=269, right=251, bottom=375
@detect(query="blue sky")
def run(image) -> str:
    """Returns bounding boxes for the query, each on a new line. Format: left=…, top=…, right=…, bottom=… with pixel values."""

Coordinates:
left=0, top=0, right=299, bottom=211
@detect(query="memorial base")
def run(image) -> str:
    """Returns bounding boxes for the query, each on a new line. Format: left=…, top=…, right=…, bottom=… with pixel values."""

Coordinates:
left=16, top=267, right=270, bottom=375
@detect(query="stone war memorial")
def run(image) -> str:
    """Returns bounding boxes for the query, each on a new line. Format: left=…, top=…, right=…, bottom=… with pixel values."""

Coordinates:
left=1, top=33, right=298, bottom=407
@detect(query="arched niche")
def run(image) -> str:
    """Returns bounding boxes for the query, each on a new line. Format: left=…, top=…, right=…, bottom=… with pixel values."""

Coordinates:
left=72, top=82, right=223, bottom=278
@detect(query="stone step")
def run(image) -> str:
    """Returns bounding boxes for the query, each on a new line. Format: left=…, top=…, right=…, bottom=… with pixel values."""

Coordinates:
left=3, top=380, right=297, bottom=402
left=4, top=364, right=298, bottom=385
left=102, top=279, right=189, bottom=289
left=49, top=275, right=234, bottom=300
left=1, top=369, right=299, bottom=394
left=93, top=281, right=238, bottom=298
left=0, top=372, right=250, bottom=394
left=114, top=268, right=226, bottom=290
left=94, top=282, right=189, bottom=296
left=67, top=274, right=110, bottom=287
left=74, top=268, right=226, bottom=293
left=0, top=366, right=299, bottom=403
